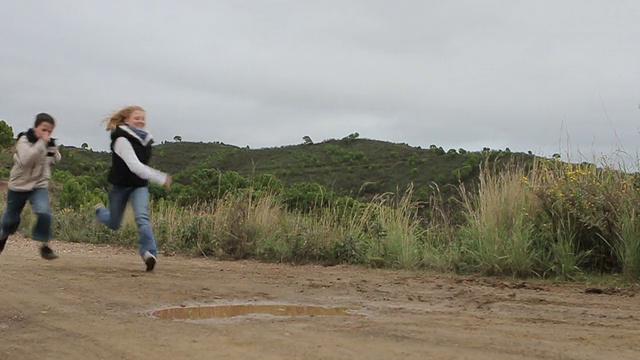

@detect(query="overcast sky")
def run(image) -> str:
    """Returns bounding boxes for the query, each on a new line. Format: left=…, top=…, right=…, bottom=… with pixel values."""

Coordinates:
left=1, top=0, right=639, bottom=165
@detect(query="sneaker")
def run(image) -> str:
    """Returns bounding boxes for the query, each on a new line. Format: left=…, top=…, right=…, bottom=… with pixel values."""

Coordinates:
left=0, top=230, right=8, bottom=254
left=142, top=251, right=157, bottom=272
left=93, top=203, right=105, bottom=214
left=40, top=244, right=59, bottom=260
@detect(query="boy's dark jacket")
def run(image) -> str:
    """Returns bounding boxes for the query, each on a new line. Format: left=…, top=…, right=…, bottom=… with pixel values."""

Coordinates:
left=108, top=125, right=153, bottom=187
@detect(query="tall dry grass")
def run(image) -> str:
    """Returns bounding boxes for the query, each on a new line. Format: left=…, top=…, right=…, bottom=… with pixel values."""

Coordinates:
left=4, top=152, right=640, bottom=282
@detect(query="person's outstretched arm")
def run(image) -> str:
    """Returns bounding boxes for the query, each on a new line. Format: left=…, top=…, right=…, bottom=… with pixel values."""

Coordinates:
left=113, top=137, right=168, bottom=186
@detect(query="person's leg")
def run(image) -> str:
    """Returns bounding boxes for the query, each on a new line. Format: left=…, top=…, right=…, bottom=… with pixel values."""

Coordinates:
left=0, top=190, right=29, bottom=253
left=28, top=188, right=52, bottom=241
left=129, top=186, right=157, bottom=271
left=95, top=186, right=130, bottom=230
left=28, top=188, right=57, bottom=260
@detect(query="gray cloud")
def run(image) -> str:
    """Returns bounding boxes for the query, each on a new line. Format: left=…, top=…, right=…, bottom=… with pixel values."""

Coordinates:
left=1, top=0, right=639, bottom=166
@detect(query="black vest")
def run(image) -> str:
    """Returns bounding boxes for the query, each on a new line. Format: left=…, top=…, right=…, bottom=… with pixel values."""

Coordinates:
left=108, top=126, right=153, bottom=187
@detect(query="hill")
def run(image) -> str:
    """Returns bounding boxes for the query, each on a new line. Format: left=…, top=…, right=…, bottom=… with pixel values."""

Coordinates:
left=148, top=137, right=533, bottom=199
left=1, top=137, right=534, bottom=200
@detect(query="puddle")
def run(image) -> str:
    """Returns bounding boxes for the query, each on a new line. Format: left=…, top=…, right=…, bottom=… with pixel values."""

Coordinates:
left=151, top=304, right=363, bottom=320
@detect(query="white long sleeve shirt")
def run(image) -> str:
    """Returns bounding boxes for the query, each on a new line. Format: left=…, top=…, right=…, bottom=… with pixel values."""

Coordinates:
left=113, top=137, right=167, bottom=186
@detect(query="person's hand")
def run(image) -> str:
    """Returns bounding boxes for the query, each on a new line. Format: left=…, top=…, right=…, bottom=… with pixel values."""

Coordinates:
left=163, top=175, right=172, bottom=188
left=46, top=138, right=57, bottom=157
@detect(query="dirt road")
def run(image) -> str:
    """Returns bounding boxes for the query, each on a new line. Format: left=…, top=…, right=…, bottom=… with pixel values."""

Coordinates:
left=0, top=235, right=638, bottom=360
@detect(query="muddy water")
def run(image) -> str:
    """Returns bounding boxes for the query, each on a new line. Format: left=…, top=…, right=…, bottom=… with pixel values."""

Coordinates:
left=151, top=304, right=363, bottom=320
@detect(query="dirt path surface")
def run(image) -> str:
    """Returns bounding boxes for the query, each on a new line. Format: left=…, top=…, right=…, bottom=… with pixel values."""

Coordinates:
left=0, top=235, right=638, bottom=360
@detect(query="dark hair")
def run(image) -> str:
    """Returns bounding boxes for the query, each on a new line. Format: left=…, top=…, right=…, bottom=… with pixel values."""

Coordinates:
left=35, top=113, right=55, bottom=127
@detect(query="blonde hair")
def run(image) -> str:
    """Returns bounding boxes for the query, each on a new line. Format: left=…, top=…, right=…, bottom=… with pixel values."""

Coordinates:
left=104, top=105, right=145, bottom=131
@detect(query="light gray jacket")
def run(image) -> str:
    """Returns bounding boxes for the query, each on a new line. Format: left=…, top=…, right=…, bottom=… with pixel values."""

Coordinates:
left=8, top=136, right=62, bottom=191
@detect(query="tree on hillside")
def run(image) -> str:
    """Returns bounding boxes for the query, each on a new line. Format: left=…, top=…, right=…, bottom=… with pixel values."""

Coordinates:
left=0, top=120, right=14, bottom=149
left=302, top=135, right=313, bottom=145
left=173, top=135, right=182, bottom=142
left=81, top=143, right=89, bottom=150
left=343, top=132, right=359, bottom=141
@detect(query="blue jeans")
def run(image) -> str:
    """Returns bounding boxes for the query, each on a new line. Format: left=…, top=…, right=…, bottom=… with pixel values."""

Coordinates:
left=1, top=188, right=52, bottom=241
left=95, top=186, right=157, bottom=257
